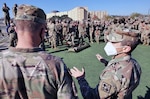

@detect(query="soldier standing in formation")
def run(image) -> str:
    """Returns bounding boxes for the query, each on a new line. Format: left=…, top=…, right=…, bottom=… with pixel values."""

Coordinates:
left=62, top=20, right=69, bottom=39
left=85, top=21, right=90, bottom=43
left=78, top=21, right=86, bottom=45
left=2, top=3, right=10, bottom=26
left=0, top=4, right=78, bottom=99
left=7, top=20, right=17, bottom=47
left=88, top=21, right=94, bottom=43
left=143, top=24, right=150, bottom=45
left=47, top=20, right=57, bottom=49
left=12, top=4, right=18, bottom=17
left=140, top=21, right=150, bottom=45
left=67, top=21, right=76, bottom=46
left=55, top=21, right=63, bottom=46
left=94, top=26, right=101, bottom=44
left=70, top=29, right=141, bottom=99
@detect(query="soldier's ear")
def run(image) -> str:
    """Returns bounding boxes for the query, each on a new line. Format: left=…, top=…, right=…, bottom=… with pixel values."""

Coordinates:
left=122, top=46, right=131, bottom=53
left=39, top=27, right=45, bottom=39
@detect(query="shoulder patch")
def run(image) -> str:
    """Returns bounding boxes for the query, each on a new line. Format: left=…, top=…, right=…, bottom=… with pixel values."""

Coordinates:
left=101, top=81, right=112, bottom=93
left=98, top=79, right=117, bottom=98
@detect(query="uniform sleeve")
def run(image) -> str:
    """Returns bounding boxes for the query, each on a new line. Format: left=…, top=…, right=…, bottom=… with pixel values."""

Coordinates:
left=56, top=60, right=78, bottom=99
left=100, top=59, right=108, bottom=66
left=77, top=77, right=100, bottom=99
left=39, top=53, right=78, bottom=99
left=98, top=77, right=121, bottom=99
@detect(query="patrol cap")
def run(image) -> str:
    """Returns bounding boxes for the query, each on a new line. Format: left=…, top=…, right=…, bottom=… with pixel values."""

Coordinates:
left=15, top=4, right=46, bottom=24
left=106, top=33, right=124, bottom=42
left=107, top=29, right=139, bottom=42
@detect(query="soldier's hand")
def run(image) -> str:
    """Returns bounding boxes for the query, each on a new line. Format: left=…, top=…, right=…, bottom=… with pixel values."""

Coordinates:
left=96, top=54, right=108, bottom=66
left=69, top=67, right=85, bottom=79
left=96, top=54, right=103, bottom=61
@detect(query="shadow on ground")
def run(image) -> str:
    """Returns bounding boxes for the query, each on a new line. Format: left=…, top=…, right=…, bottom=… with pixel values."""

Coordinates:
left=48, top=48, right=68, bottom=54
left=137, top=86, right=150, bottom=99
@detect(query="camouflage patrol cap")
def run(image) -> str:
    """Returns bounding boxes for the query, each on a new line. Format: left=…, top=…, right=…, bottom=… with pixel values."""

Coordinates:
left=107, top=29, right=139, bottom=42
left=106, top=33, right=124, bottom=42
left=15, top=4, right=46, bottom=23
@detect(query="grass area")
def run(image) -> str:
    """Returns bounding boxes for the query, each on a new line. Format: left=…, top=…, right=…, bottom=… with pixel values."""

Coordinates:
left=46, top=40, right=150, bottom=99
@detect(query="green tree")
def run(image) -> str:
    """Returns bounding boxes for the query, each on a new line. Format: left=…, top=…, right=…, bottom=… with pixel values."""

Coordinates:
left=130, top=13, right=142, bottom=19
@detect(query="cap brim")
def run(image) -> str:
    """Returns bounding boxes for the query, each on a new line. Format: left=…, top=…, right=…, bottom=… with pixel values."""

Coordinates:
left=107, top=33, right=124, bottom=42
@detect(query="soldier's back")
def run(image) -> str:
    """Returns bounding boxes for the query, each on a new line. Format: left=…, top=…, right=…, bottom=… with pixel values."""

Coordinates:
left=0, top=48, right=70, bottom=99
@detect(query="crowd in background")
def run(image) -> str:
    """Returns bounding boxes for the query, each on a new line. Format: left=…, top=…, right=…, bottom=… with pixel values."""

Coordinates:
left=1, top=3, right=150, bottom=50
left=40, top=16, right=150, bottom=50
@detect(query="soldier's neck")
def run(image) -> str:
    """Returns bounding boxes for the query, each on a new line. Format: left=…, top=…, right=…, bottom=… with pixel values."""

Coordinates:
left=113, top=53, right=129, bottom=59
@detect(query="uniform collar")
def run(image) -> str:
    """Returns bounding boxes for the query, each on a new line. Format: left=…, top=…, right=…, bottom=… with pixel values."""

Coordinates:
left=8, top=47, right=43, bottom=53
left=107, top=55, right=131, bottom=66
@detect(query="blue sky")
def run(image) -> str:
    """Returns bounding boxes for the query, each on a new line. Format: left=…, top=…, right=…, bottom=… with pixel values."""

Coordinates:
left=1, top=0, right=150, bottom=18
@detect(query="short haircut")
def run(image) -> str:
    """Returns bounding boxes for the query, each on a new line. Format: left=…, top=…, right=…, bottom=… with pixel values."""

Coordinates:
left=15, top=20, right=43, bottom=33
left=120, top=35, right=139, bottom=53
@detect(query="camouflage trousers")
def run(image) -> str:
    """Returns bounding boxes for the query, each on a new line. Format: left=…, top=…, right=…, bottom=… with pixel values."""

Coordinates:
left=143, top=36, right=150, bottom=45
left=9, top=33, right=17, bottom=47
left=49, top=35, right=57, bottom=49
left=89, top=32, right=93, bottom=43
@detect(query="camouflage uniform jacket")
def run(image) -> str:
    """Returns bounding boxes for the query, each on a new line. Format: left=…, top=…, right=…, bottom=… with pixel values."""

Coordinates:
left=77, top=55, right=141, bottom=99
left=0, top=47, right=78, bottom=99
left=99, top=55, right=141, bottom=99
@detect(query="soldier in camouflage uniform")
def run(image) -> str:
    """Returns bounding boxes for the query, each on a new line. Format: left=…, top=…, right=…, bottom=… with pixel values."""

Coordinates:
left=66, top=21, right=76, bottom=46
left=70, top=29, right=141, bottom=99
left=0, top=4, right=78, bottom=99
left=142, top=23, right=150, bottom=45
left=7, top=22, right=17, bottom=47
left=138, top=21, right=145, bottom=43
left=78, top=21, right=86, bottom=45
left=55, top=21, right=63, bottom=46
left=103, top=21, right=111, bottom=43
left=47, top=20, right=57, bottom=49
left=94, top=26, right=100, bottom=44
left=89, top=22, right=94, bottom=43
left=12, top=4, right=18, bottom=17
left=2, top=3, right=10, bottom=26
left=62, top=20, right=69, bottom=39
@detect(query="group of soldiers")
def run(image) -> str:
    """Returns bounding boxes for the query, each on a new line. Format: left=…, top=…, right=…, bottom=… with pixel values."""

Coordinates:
left=46, top=16, right=150, bottom=50
left=2, top=3, right=17, bottom=26
left=1, top=3, right=18, bottom=48
left=1, top=3, right=150, bottom=50
left=46, top=19, right=112, bottom=49
left=103, top=17, right=150, bottom=46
